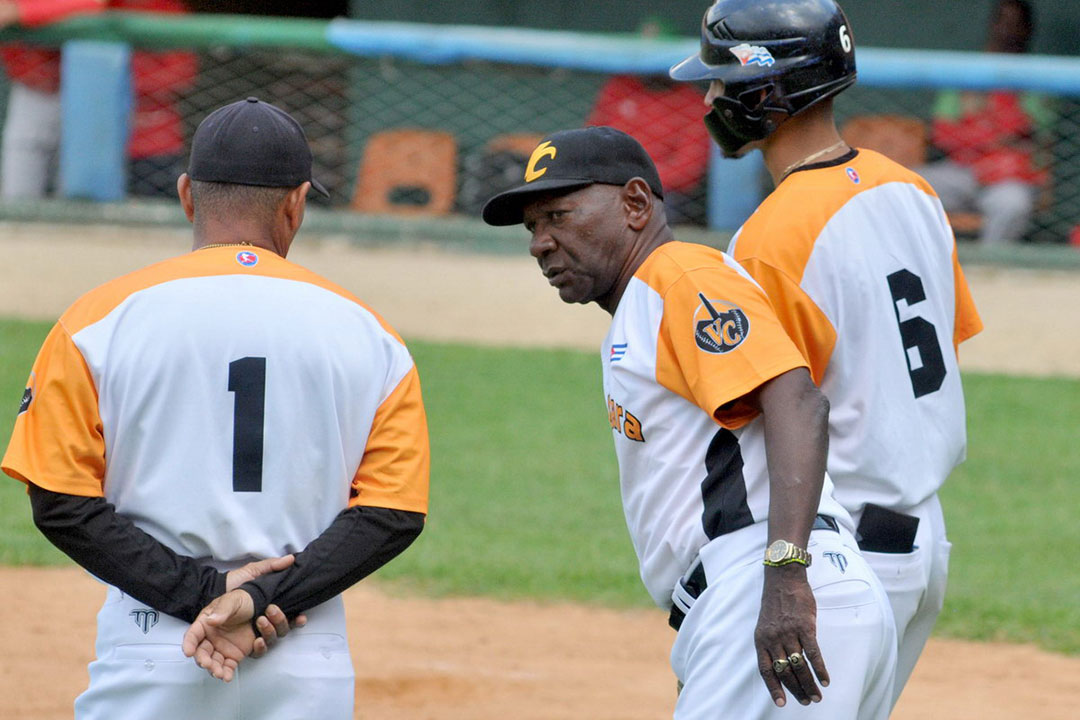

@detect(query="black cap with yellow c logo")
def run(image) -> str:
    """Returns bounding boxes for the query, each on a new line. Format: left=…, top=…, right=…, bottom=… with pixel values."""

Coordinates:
left=481, top=126, right=664, bottom=227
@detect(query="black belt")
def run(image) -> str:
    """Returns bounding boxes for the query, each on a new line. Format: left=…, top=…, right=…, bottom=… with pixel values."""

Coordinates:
left=668, top=515, right=839, bottom=631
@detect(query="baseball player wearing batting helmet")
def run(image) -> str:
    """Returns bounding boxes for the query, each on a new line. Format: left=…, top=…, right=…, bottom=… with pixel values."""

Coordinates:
left=2, top=97, right=430, bottom=719
left=483, top=126, right=896, bottom=718
left=672, top=0, right=983, bottom=705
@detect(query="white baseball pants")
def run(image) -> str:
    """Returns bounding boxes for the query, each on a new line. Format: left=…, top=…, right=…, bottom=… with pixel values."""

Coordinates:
left=857, top=492, right=950, bottom=707
left=671, top=521, right=897, bottom=719
left=74, top=585, right=355, bottom=720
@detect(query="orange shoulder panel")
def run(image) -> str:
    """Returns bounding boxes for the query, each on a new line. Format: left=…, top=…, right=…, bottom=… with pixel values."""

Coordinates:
left=731, top=150, right=930, bottom=383
left=641, top=244, right=808, bottom=429
left=735, top=257, right=836, bottom=386
left=951, top=243, right=983, bottom=350
left=1, top=323, right=106, bottom=496
left=735, top=149, right=934, bottom=274
left=60, top=248, right=408, bottom=345
left=350, top=366, right=430, bottom=514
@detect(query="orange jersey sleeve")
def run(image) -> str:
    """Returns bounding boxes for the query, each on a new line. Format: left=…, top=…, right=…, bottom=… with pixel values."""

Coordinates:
left=734, top=257, right=836, bottom=386
left=2, top=322, right=106, bottom=497
left=650, top=256, right=809, bottom=430
left=951, top=244, right=983, bottom=350
left=350, top=365, right=430, bottom=514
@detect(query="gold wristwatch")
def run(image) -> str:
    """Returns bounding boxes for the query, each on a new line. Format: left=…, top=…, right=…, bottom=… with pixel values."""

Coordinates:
left=763, top=540, right=811, bottom=567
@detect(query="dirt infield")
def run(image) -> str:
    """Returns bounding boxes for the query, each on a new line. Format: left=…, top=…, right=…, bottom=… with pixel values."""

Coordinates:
left=2, top=224, right=1079, bottom=719
left=8, top=568, right=1080, bottom=720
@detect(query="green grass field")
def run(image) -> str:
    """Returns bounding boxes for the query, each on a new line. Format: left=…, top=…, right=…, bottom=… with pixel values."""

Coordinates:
left=1, top=317, right=1077, bottom=654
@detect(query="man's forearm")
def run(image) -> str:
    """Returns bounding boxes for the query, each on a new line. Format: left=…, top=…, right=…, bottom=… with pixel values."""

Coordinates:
left=757, top=368, right=829, bottom=546
left=240, top=505, right=424, bottom=620
left=29, top=483, right=225, bottom=622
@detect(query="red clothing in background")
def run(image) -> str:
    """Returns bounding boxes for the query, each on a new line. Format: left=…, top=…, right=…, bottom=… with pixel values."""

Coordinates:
left=931, top=91, right=1046, bottom=187
left=1, top=0, right=195, bottom=158
left=587, top=74, right=710, bottom=195
left=7, top=0, right=100, bottom=28
left=0, top=0, right=102, bottom=92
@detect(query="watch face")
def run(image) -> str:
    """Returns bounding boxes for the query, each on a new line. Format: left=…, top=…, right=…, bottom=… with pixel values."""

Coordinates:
left=766, top=541, right=790, bottom=562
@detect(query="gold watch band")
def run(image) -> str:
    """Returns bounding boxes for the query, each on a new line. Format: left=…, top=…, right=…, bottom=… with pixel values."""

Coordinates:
left=763, top=539, right=812, bottom=567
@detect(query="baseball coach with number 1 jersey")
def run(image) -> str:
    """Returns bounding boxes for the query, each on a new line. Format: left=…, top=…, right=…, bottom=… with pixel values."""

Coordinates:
left=483, top=126, right=896, bottom=719
left=2, top=97, right=430, bottom=719
left=671, top=0, right=983, bottom=705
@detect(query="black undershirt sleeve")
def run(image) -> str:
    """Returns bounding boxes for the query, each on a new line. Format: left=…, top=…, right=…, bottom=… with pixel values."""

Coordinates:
left=28, top=483, right=424, bottom=626
left=28, top=483, right=226, bottom=623
left=238, top=505, right=424, bottom=621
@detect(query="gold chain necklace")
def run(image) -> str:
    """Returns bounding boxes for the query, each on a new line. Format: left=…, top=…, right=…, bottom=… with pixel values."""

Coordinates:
left=781, top=139, right=848, bottom=178
left=196, top=242, right=254, bottom=251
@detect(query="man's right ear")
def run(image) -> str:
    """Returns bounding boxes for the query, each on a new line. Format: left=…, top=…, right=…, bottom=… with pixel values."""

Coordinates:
left=623, top=178, right=653, bottom=231
left=282, top=182, right=309, bottom=233
left=177, top=173, right=195, bottom=224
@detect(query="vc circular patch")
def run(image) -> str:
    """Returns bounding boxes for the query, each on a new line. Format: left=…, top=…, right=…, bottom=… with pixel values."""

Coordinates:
left=236, top=250, right=259, bottom=267
left=693, top=293, right=750, bottom=354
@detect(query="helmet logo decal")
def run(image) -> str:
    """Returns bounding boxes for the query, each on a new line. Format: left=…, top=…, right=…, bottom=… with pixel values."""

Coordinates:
left=693, top=293, right=750, bottom=354
left=728, top=43, right=775, bottom=68
left=525, top=141, right=558, bottom=182
left=839, top=25, right=853, bottom=53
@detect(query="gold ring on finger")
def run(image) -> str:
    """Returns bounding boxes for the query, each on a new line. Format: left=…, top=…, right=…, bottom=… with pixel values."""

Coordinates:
left=772, top=658, right=790, bottom=674
left=788, top=652, right=804, bottom=668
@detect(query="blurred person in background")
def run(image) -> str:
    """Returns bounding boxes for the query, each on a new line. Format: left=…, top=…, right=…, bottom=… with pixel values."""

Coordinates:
left=918, top=0, right=1055, bottom=245
left=586, top=16, right=710, bottom=226
left=0, top=0, right=195, bottom=200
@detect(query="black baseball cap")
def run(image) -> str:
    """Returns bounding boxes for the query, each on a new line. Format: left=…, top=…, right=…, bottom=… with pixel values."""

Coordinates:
left=481, top=126, right=664, bottom=226
left=188, top=97, right=330, bottom=198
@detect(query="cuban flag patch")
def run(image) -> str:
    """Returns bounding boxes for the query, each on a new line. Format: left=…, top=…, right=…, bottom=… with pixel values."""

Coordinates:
left=236, top=250, right=259, bottom=267
left=729, top=43, right=775, bottom=67
left=609, top=343, right=628, bottom=363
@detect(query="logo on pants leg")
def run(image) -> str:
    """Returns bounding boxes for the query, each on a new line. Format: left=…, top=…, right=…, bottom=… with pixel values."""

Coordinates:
left=823, top=551, right=848, bottom=574
left=130, top=609, right=160, bottom=634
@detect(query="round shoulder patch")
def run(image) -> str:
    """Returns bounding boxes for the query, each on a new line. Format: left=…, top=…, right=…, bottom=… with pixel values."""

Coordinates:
left=693, top=292, right=750, bottom=354
left=236, top=250, right=259, bottom=267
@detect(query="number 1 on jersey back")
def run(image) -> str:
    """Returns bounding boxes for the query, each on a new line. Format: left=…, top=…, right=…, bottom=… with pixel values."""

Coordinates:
left=228, top=357, right=266, bottom=492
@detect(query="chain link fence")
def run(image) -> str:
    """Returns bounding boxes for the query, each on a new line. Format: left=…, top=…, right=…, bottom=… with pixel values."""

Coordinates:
left=1, top=31, right=1078, bottom=244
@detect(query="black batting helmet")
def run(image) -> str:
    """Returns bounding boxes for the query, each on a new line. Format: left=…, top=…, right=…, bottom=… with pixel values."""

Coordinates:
left=670, top=0, right=857, bottom=155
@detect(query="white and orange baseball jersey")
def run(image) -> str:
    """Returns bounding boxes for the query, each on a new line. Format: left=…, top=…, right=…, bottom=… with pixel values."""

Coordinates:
left=600, top=240, right=850, bottom=607
left=2, top=245, right=429, bottom=718
left=604, top=241, right=896, bottom=719
left=4, top=246, right=428, bottom=545
left=729, top=149, right=982, bottom=515
left=728, top=147, right=983, bottom=702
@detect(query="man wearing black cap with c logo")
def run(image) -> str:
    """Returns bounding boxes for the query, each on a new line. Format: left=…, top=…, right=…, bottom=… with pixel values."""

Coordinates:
left=482, top=126, right=896, bottom=718
left=2, top=98, right=430, bottom=719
